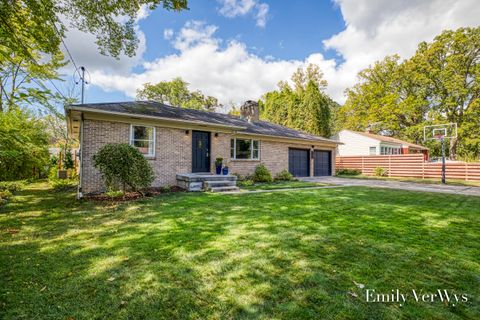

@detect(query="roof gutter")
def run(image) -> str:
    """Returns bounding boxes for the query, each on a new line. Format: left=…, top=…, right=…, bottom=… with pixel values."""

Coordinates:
left=65, top=105, right=341, bottom=145
left=65, top=106, right=247, bottom=131
left=238, top=131, right=342, bottom=145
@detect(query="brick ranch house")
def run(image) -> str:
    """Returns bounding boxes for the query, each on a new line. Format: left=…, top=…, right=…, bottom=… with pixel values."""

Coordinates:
left=66, top=101, right=339, bottom=195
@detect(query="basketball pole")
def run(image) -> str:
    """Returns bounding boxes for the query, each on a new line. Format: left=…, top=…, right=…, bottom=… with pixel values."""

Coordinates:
left=441, top=137, right=446, bottom=184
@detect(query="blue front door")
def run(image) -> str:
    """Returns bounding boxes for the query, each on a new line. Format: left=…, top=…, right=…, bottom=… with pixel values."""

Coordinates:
left=192, top=131, right=211, bottom=173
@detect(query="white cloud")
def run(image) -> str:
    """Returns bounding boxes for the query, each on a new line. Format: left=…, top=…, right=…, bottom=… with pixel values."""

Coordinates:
left=85, top=0, right=480, bottom=105
left=172, top=21, right=219, bottom=51
left=254, top=3, right=269, bottom=28
left=163, top=29, right=174, bottom=40
left=323, top=0, right=480, bottom=98
left=91, top=21, right=336, bottom=105
left=217, top=0, right=269, bottom=28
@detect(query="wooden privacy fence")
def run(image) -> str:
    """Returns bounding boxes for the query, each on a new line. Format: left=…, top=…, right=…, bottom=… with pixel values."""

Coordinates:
left=336, top=154, right=480, bottom=181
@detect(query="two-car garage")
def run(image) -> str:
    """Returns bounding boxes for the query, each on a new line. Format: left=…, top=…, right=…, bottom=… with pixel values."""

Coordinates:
left=288, top=148, right=332, bottom=177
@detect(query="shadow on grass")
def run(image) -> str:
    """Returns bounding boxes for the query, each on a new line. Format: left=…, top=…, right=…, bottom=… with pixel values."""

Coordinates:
left=1, top=183, right=479, bottom=319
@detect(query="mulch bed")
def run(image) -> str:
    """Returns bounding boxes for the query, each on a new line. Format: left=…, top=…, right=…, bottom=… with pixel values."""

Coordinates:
left=84, top=186, right=185, bottom=202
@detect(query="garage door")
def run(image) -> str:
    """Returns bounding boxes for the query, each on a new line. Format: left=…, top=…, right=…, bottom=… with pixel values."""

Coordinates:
left=314, top=150, right=332, bottom=176
left=288, top=148, right=310, bottom=177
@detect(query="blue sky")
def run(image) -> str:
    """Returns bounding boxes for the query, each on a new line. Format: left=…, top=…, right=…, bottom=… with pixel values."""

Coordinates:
left=60, top=0, right=479, bottom=107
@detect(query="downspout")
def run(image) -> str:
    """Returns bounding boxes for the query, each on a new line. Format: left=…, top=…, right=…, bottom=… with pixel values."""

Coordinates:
left=78, top=113, right=84, bottom=199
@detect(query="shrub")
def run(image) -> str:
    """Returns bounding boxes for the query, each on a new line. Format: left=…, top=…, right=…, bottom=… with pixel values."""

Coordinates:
left=93, top=143, right=154, bottom=191
left=0, top=190, right=12, bottom=206
left=215, top=157, right=223, bottom=166
left=160, top=186, right=172, bottom=193
left=48, top=166, right=58, bottom=180
left=374, top=167, right=388, bottom=177
left=0, top=190, right=13, bottom=199
left=63, top=149, right=75, bottom=170
left=274, top=170, right=294, bottom=181
left=237, top=179, right=254, bottom=187
left=252, top=164, right=273, bottom=183
left=0, top=181, right=26, bottom=193
left=50, top=154, right=59, bottom=166
left=105, top=190, right=124, bottom=199
left=335, top=168, right=361, bottom=176
left=50, top=178, right=77, bottom=192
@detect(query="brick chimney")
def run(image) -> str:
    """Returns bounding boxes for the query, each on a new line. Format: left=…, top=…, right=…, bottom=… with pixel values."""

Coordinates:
left=240, top=100, right=259, bottom=122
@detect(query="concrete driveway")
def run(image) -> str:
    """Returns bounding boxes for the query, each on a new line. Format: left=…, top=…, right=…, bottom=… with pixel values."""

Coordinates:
left=300, top=176, right=480, bottom=197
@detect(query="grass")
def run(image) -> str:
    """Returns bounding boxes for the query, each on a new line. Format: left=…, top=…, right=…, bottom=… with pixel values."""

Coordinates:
left=239, top=180, right=323, bottom=191
left=336, top=174, right=480, bottom=187
left=1, top=182, right=479, bottom=319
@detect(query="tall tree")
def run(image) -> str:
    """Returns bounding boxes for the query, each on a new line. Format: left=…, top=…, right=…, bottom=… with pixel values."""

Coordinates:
left=339, top=27, right=480, bottom=159
left=0, top=108, right=50, bottom=180
left=260, top=64, right=335, bottom=137
left=136, top=77, right=220, bottom=111
left=301, top=81, right=331, bottom=137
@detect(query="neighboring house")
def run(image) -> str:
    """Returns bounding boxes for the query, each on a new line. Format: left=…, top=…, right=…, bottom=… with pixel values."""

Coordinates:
left=66, top=101, right=339, bottom=195
left=334, top=129, right=428, bottom=159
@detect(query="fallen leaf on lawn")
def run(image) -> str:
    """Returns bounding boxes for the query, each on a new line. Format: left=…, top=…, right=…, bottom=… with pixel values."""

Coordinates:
left=107, top=277, right=115, bottom=282
left=353, top=281, right=365, bottom=289
left=347, top=291, right=358, bottom=298
left=40, top=286, right=46, bottom=292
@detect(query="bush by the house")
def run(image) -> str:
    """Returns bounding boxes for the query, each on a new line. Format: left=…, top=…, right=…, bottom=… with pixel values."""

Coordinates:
left=237, top=179, right=254, bottom=187
left=275, top=170, right=294, bottom=181
left=336, top=168, right=362, bottom=176
left=252, top=164, right=273, bottom=183
left=50, top=178, right=78, bottom=192
left=374, top=167, right=388, bottom=177
left=93, top=143, right=154, bottom=192
left=105, top=190, right=125, bottom=199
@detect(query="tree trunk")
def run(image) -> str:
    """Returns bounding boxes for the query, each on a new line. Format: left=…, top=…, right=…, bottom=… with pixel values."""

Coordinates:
left=449, top=137, right=458, bottom=160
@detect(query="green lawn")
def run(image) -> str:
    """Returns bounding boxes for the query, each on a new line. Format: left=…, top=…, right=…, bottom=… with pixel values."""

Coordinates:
left=336, top=174, right=480, bottom=187
left=239, top=180, right=323, bottom=190
left=1, top=182, right=479, bottom=319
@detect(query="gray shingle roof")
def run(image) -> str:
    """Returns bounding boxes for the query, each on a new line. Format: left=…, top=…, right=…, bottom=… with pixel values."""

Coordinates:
left=67, top=101, right=338, bottom=144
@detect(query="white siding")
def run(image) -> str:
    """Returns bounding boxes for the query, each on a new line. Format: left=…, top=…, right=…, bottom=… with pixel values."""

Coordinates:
left=334, top=130, right=381, bottom=156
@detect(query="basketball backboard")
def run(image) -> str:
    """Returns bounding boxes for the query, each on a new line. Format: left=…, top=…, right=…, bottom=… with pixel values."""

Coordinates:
left=424, top=123, right=457, bottom=141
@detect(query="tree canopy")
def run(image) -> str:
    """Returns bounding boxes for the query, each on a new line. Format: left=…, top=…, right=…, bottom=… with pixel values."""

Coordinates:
left=0, top=0, right=188, bottom=63
left=338, top=27, right=480, bottom=160
left=260, top=64, right=337, bottom=138
left=136, top=77, right=220, bottom=111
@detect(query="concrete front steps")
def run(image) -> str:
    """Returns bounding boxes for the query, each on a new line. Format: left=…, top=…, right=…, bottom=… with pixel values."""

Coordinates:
left=176, top=173, right=239, bottom=192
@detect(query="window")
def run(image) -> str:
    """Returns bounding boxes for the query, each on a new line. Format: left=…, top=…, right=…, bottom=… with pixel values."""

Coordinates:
left=130, top=125, right=155, bottom=157
left=369, top=146, right=377, bottom=155
left=380, top=145, right=401, bottom=155
left=230, top=138, right=260, bottom=160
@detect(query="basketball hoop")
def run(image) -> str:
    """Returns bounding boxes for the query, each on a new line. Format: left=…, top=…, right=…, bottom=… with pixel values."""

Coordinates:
left=423, top=123, right=458, bottom=185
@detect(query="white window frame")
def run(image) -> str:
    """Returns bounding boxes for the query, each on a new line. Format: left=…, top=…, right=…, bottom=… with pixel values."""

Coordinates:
left=369, top=146, right=377, bottom=155
left=230, top=138, right=260, bottom=160
left=130, top=124, right=156, bottom=157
